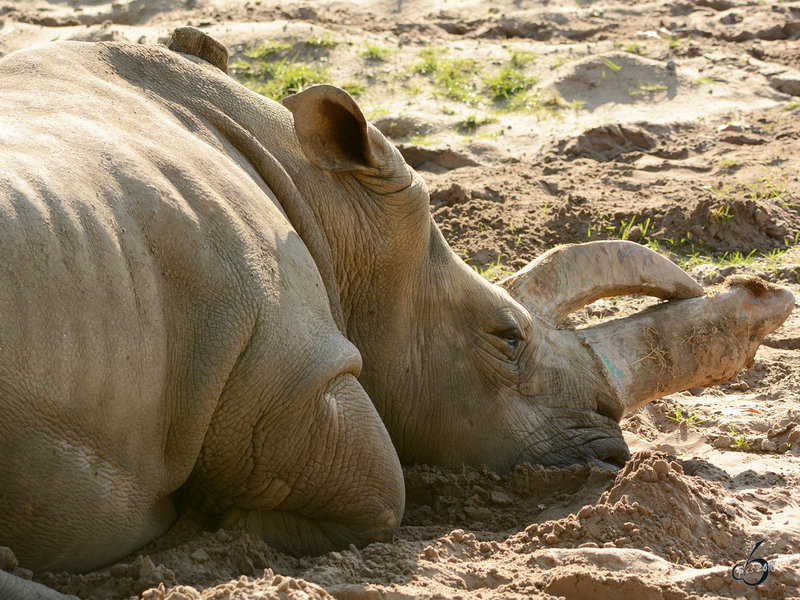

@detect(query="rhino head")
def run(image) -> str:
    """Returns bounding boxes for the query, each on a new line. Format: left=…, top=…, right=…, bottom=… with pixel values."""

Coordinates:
left=280, top=85, right=794, bottom=472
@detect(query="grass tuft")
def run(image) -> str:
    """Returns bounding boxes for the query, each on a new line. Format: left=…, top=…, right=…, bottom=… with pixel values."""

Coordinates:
left=232, top=58, right=328, bottom=99
left=413, top=47, right=479, bottom=103
left=485, top=65, right=536, bottom=100
left=457, top=114, right=496, bottom=133
left=243, top=40, right=293, bottom=59
left=363, top=43, right=391, bottom=61
left=472, top=255, right=515, bottom=280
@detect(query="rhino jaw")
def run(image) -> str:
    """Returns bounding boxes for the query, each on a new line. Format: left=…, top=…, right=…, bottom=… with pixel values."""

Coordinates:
left=577, top=275, right=795, bottom=417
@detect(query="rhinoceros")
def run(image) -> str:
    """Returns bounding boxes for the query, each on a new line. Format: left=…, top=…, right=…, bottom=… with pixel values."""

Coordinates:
left=0, top=27, right=794, bottom=599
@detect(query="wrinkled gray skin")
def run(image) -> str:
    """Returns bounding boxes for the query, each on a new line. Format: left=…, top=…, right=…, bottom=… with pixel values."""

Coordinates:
left=0, top=32, right=794, bottom=597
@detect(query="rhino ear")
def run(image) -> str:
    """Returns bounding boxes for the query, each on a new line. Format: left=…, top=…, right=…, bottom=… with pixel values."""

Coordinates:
left=283, top=85, right=377, bottom=172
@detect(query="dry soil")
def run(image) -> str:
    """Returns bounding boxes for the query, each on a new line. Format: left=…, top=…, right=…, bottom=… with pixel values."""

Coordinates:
left=2, top=0, right=800, bottom=598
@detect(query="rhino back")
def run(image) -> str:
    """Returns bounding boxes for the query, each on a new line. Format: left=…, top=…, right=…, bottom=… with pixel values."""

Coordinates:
left=0, top=41, right=342, bottom=570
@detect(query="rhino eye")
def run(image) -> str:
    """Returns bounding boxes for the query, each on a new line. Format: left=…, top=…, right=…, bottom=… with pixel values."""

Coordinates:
left=497, top=327, right=522, bottom=348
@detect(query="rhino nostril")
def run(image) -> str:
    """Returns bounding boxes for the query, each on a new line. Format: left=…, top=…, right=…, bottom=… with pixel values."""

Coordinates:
left=588, top=439, right=630, bottom=470
left=596, top=451, right=628, bottom=470
left=596, top=400, right=622, bottom=422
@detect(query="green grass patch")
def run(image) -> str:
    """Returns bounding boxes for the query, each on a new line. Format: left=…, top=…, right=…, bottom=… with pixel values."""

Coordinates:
left=630, top=81, right=668, bottom=96
left=784, top=99, right=800, bottom=111
left=660, top=32, right=684, bottom=52
left=600, top=56, right=622, bottom=72
left=693, top=75, right=727, bottom=86
left=747, top=174, right=788, bottom=202
left=413, top=46, right=443, bottom=75
left=708, top=203, right=734, bottom=224
left=730, top=424, right=750, bottom=451
left=243, top=40, right=293, bottom=59
left=341, top=80, right=366, bottom=98
left=232, top=58, right=329, bottom=99
left=457, top=114, right=496, bottom=133
left=471, top=255, right=515, bottom=280
left=509, top=48, right=537, bottom=68
left=624, top=42, right=645, bottom=55
left=305, top=34, right=337, bottom=48
left=504, top=88, right=584, bottom=116
left=413, top=47, right=479, bottom=103
left=667, top=405, right=709, bottom=429
left=362, top=42, right=391, bottom=61
left=485, top=65, right=536, bottom=100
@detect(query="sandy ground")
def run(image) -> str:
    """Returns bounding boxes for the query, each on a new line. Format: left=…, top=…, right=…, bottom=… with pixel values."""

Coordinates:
left=2, top=0, right=800, bottom=598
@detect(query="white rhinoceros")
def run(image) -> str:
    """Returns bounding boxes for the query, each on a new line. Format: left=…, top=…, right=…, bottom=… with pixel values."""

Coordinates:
left=0, top=28, right=793, bottom=599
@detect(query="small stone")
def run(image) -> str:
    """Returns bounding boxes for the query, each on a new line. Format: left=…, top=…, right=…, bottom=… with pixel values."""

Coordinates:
left=544, top=533, right=559, bottom=545
left=761, top=439, right=778, bottom=452
left=653, top=459, right=670, bottom=475
left=689, top=386, right=705, bottom=396
left=491, top=491, right=513, bottom=507
left=712, top=436, right=732, bottom=449
left=216, top=530, right=233, bottom=543
left=423, top=546, right=439, bottom=560
left=788, top=429, right=800, bottom=444
left=770, top=72, right=800, bottom=96
left=705, top=574, right=724, bottom=592
left=717, top=123, right=744, bottom=133
left=479, top=542, right=492, bottom=553
left=666, top=60, right=676, bottom=71
left=577, top=506, right=592, bottom=519
left=110, top=563, right=130, bottom=578
left=140, top=586, right=168, bottom=600
left=622, top=522, right=636, bottom=532
left=464, top=506, right=492, bottom=521
left=450, top=529, right=464, bottom=543
left=614, top=537, right=630, bottom=547
left=190, top=549, right=210, bottom=563
left=0, top=546, right=18, bottom=571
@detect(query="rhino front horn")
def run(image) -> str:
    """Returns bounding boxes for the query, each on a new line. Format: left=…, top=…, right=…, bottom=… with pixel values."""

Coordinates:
left=499, top=240, right=703, bottom=327
left=578, top=276, right=794, bottom=416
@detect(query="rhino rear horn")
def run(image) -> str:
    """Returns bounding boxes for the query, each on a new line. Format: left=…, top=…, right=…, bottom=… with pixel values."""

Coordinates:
left=167, top=27, right=229, bottom=73
left=499, top=240, right=703, bottom=327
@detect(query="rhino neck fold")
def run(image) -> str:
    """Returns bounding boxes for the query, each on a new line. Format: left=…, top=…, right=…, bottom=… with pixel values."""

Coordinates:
left=196, top=103, right=348, bottom=334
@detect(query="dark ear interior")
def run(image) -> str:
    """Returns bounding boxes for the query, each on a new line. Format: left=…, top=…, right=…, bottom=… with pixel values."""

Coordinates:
left=283, top=85, right=376, bottom=172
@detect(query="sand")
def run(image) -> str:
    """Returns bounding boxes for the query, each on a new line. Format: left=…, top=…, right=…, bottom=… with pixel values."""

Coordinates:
left=1, top=0, right=799, bottom=597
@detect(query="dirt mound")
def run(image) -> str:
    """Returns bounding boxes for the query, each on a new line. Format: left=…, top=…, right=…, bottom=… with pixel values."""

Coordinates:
left=518, top=451, right=784, bottom=566
left=403, top=462, right=616, bottom=531
left=550, top=52, right=683, bottom=110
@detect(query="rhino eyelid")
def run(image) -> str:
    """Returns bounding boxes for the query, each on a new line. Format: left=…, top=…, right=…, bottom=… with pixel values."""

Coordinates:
left=496, top=327, right=523, bottom=346
left=495, top=327, right=523, bottom=358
